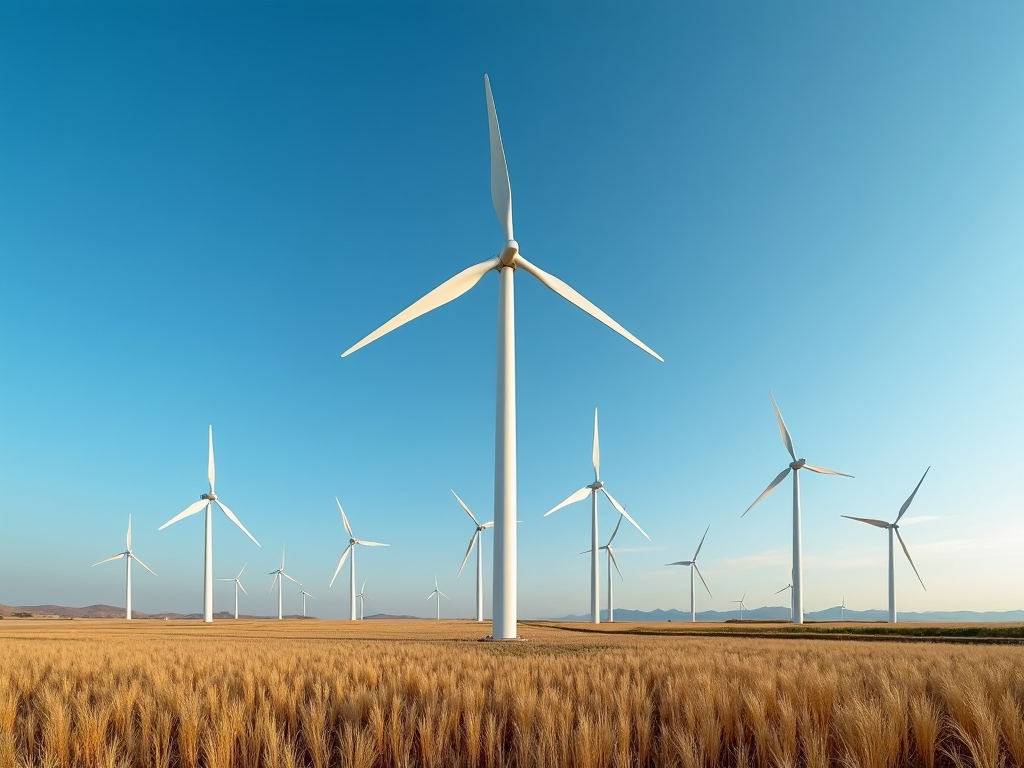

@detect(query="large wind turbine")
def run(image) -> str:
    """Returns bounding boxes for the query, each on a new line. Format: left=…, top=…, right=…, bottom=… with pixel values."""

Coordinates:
left=842, top=467, right=930, bottom=624
left=546, top=409, right=650, bottom=624
left=159, top=426, right=260, bottom=623
left=92, top=515, right=156, bottom=620
left=299, top=590, right=316, bottom=617
left=330, top=498, right=388, bottom=621
left=268, top=548, right=300, bottom=620
left=666, top=525, right=711, bottom=623
left=453, top=490, right=493, bottom=623
left=427, top=576, right=449, bottom=620
left=216, top=563, right=248, bottom=619
left=743, top=392, right=852, bottom=625
left=341, top=76, right=662, bottom=640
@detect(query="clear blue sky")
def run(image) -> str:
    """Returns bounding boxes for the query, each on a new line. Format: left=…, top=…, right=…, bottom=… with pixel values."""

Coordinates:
left=1, top=1, right=1021, bottom=620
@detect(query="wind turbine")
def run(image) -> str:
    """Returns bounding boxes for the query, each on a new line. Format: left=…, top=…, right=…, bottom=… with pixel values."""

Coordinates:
left=159, top=425, right=260, bottom=623
left=774, top=580, right=793, bottom=621
left=268, top=548, right=300, bottom=620
left=453, top=490, right=493, bottom=623
left=330, top=498, right=388, bottom=621
left=341, top=76, right=662, bottom=640
left=356, top=579, right=367, bottom=620
left=299, top=590, right=316, bottom=618
left=842, top=467, right=929, bottom=624
left=666, top=525, right=712, bottom=623
left=840, top=594, right=846, bottom=621
left=581, top=514, right=626, bottom=622
left=92, top=515, right=156, bottom=620
left=216, top=563, right=248, bottom=620
left=427, top=576, right=449, bottom=620
left=743, top=392, right=852, bottom=625
left=546, top=409, right=650, bottom=624
left=731, top=590, right=749, bottom=621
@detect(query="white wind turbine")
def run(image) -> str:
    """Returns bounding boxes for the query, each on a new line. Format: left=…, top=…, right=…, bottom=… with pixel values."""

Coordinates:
left=216, top=563, right=248, bottom=620
left=453, top=490, right=494, bottom=623
left=546, top=409, right=650, bottom=624
left=743, top=392, right=852, bottom=625
left=341, top=76, right=662, bottom=640
left=92, top=515, right=156, bottom=621
left=774, top=580, right=794, bottom=621
left=842, top=467, right=930, bottom=624
left=299, top=590, right=316, bottom=617
left=268, top=548, right=300, bottom=620
left=159, top=426, right=260, bottom=623
left=356, top=579, right=368, bottom=620
left=330, top=498, right=389, bottom=621
left=581, top=514, right=626, bottom=622
left=666, top=525, right=711, bottom=623
left=427, top=576, right=450, bottom=620
left=840, top=594, right=847, bottom=621
left=731, top=590, right=749, bottom=621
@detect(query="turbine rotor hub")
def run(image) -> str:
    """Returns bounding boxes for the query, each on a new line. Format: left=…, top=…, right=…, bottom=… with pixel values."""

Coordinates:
left=201, top=492, right=217, bottom=501
left=588, top=480, right=603, bottom=490
left=499, top=239, right=519, bottom=267
left=790, top=459, right=806, bottom=470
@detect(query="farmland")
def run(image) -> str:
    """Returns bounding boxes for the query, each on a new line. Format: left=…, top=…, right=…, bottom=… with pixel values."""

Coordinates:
left=1, top=619, right=1022, bottom=767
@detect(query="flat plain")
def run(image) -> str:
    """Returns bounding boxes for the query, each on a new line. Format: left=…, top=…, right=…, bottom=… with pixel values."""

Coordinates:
left=1, top=618, right=1022, bottom=768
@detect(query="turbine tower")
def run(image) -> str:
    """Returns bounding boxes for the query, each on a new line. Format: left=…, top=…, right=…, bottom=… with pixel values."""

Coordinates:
left=159, top=426, right=260, bottom=623
left=732, top=590, right=749, bottom=621
left=216, top=563, right=248, bottom=620
left=427, top=576, right=449, bottom=620
left=842, top=467, right=930, bottom=624
left=453, top=490, right=493, bottom=622
left=545, top=409, right=650, bottom=624
left=92, top=515, right=156, bottom=620
left=743, top=392, right=852, bottom=624
left=341, top=76, right=662, bottom=640
left=268, top=548, right=300, bottom=620
left=299, top=590, right=316, bottom=617
left=330, top=498, right=388, bottom=621
left=666, top=525, right=711, bottom=622
left=356, top=579, right=368, bottom=620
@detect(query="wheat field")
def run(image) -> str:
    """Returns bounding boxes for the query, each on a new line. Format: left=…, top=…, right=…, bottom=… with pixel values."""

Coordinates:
left=1, top=619, right=1021, bottom=768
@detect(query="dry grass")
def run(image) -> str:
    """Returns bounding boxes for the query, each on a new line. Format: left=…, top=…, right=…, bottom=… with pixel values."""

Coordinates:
left=0, top=619, right=1021, bottom=767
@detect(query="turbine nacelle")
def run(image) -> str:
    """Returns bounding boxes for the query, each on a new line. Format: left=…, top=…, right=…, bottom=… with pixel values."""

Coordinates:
left=588, top=480, right=604, bottom=491
left=201, top=492, right=218, bottom=501
left=498, top=240, right=519, bottom=267
left=790, top=459, right=806, bottom=470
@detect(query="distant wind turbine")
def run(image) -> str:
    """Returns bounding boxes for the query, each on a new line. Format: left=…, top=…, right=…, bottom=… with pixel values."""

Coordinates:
left=743, top=392, right=852, bottom=625
left=330, top=498, right=388, bottom=621
left=427, top=576, right=449, bottom=620
left=774, top=580, right=793, bottom=621
left=268, top=548, right=300, bottom=620
left=299, top=590, right=316, bottom=617
left=356, top=579, right=368, bottom=620
left=546, top=409, right=650, bottom=624
left=453, top=490, right=493, bottom=623
left=731, top=590, right=749, bottom=621
left=666, top=525, right=712, bottom=623
left=842, top=467, right=930, bottom=624
left=159, top=426, right=260, bottom=623
left=92, top=515, right=156, bottom=621
left=341, top=76, right=663, bottom=640
left=581, top=513, right=627, bottom=622
left=216, top=563, right=248, bottom=620
left=841, top=594, right=846, bottom=621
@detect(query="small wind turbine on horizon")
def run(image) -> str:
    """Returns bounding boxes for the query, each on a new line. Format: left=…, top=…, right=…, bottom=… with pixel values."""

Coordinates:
left=743, top=392, right=852, bottom=625
left=92, top=515, right=156, bottom=621
left=842, top=467, right=930, bottom=624
left=299, top=590, right=316, bottom=618
left=546, top=409, right=651, bottom=624
left=340, top=76, right=662, bottom=640
left=330, top=498, right=388, bottom=621
left=732, top=590, right=749, bottom=621
left=841, top=594, right=847, bottom=621
left=216, top=563, right=248, bottom=620
left=666, top=525, right=711, bottom=623
left=356, top=579, right=368, bottom=620
left=774, top=579, right=794, bottom=621
left=453, top=490, right=493, bottom=623
left=268, top=548, right=300, bottom=620
left=581, top=513, right=626, bottom=622
left=159, top=426, right=260, bottom=623
left=427, top=576, right=449, bottom=620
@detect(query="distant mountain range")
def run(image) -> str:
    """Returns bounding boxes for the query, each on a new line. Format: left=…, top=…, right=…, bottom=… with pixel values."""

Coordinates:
left=551, top=606, right=1024, bottom=623
left=0, top=604, right=313, bottom=620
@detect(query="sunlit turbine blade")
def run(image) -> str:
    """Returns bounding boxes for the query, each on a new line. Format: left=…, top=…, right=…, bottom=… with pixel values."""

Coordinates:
left=515, top=255, right=664, bottom=362
left=215, top=500, right=260, bottom=547
left=439, top=590, right=450, bottom=600
left=269, top=573, right=280, bottom=594
left=692, top=524, right=710, bottom=560
left=592, top=408, right=600, bottom=481
left=544, top=486, right=591, bottom=516
left=841, top=515, right=890, bottom=529
left=131, top=554, right=157, bottom=576
left=693, top=563, right=713, bottom=597
left=484, top=74, right=513, bottom=241
left=895, top=466, right=931, bottom=524
left=159, top=499, right=209, bottom=530
left=336, top=497, right=353, bottom=537
left=482, top=521, right=495, bottom=528
left=237, top=563, right=247, bottom=579
left=457, top=532, right=477, bottom=577
left=342, top=257, right=501, bottom=358
left=608, top=548, right=623, bottom=580
left=451, top=489, right=480, bottom=526
left=330, top=544, right=353, bottom=587
left=769, top=390, right=796, bottom=461
left=127, top=515, right=132, bottom=551
left=600, top=487, right=650, bottom=541
left=282, top=572, right=301, bottom=585
left=895, top=528, right=927, bottom=591
left=803, top=463, right=854, bottom=478
left=607, top=514, right=624, bottom=546
left=208, top=425, right=216, bottom=494
left=356, top=540, right=389, bottom=547
left=361, top=578, right=367, bottom=593
left=239, top=581, right=248, bottom=597
left=742, top=468, right=791, bottom=516
left=92, top=553, right=125, bottom=567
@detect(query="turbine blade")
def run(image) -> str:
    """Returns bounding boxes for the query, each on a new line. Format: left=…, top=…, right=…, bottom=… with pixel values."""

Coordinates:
left=239, top=581, right=248, bottom=597
left=329, top=544, right=353, bottom=588
left=130, top=554, right=157, bottom=576
left=895, top=529, right=927, bottom=591
left=607, top=514, right=624, bottom=546
left=692, top=524, right=710, bottom=560
left=127, top=514, right=132, bottom=550
left=92, top=553, right=125, bottom=567
left=665, top=561, right=687, bottom=566
left=361, top=578, right=367, bottom=592
left=159, top=499, right=209, bottom=530
left=336, top=497, right=353, bottom=537
left=544, top=486, right=591, bottom=516
left=774, top=584, right=791, bottom=595
left=803, top=463, right=854, bottom=478
left=592, top=408, right=600, bottom=481
left=693, top=563, right=713, bottom=597
left=484, top=74, right=513, bottom=241
left=481, top=521, right=494, bottom=528
left=356, top=541, right=389, bottom=547
left=608, top=548, right=623, bottom=580
left=579, top=549, right=593, bottom=555
left=282, top=572, right=301, bottom=585
left=451, top=489, right=480, bottom=526
left=742, top=468, right=791, bottom=516
left=457, top=532, right=477, bottom=577
left=237, top=562, right=247, bottom=579
left=600, top=488, right=650, bottom=541
left=269, top=573, right=280, bottom=594
left=439, top=590, right=450, bottom=600
left=208, top=425, right=216, bottom=494
left=342, top=257, right=501, bottom=357
left=769, top=390, right=796, bottom=461
left=841, top=515, right=890, bottom=529
left=516, top=255, right=664, bottom=362
left=215, top=500, right=260, bottom=547
left=895, top=466, right=930, bottom=524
